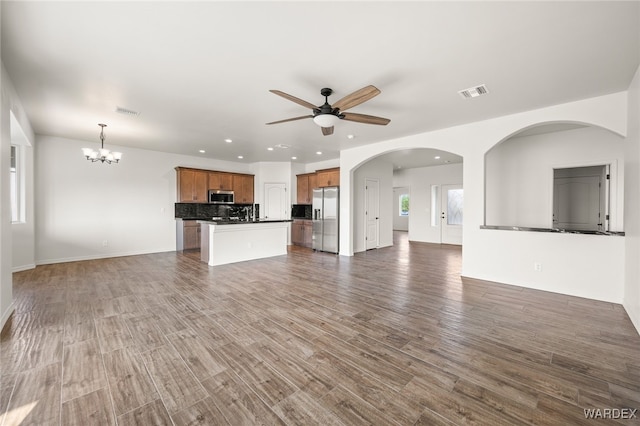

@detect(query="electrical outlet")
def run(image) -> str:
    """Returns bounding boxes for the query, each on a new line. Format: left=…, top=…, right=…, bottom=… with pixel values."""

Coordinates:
left=102, top=240, right=109, bottom=247
left=534, top=262, right=542, bottom=272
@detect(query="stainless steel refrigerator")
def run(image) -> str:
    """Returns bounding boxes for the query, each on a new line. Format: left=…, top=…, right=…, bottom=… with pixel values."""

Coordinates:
left=312, top=187, right=339, bottom=254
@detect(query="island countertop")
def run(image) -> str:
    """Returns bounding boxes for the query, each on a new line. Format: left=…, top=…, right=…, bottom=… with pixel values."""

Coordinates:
left=199, top=220, right=290, bottom=266
left=197, top=219, right=292, bottom=225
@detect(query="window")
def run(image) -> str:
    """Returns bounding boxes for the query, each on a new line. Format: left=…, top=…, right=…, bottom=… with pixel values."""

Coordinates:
left=10, top=111, right=29, bottom=224
left=399, top=193, right=409, bottom=216
left=10, top=145, right=19, bottom=222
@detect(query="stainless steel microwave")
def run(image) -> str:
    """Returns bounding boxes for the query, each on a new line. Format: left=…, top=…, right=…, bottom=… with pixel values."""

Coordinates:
left=208, top=190, right=234, bottom=204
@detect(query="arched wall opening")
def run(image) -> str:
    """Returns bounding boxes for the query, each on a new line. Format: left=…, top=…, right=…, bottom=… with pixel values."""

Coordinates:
left=484, top=121, right=626, bottom=232
left=346, top=147, right=464, bottom=254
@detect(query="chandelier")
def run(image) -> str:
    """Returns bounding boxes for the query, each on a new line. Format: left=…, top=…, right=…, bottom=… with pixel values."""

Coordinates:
left=82, top=123, right=122, bottom=164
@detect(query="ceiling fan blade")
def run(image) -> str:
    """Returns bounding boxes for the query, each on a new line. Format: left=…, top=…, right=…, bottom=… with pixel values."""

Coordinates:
left=269, top=90, right=318, bottom=110
left=332, top=85, right=381, bottom=111
left=321, top=126, right=334, bottom=136
left=266, top=115, right=313, bottom=125
left=342, top=112, right=390, bottom=126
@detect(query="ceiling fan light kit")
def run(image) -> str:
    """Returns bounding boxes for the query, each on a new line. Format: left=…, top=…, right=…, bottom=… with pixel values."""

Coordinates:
left=267, top=85, right=390, bottom=136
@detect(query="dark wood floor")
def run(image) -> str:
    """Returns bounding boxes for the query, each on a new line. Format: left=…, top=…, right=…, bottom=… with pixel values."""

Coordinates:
left=1, top=232, right=639, bottom=425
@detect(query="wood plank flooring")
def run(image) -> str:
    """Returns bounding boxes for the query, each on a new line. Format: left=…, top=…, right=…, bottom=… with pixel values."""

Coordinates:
left=1, top=232, right=639, bottom=425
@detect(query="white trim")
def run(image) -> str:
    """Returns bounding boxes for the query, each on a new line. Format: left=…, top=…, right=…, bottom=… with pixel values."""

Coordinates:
left=35, top=248, right=176, bottom=266
left=12, top=263, right=35, bottom=273
left=1, top=303, right=15, bottom=331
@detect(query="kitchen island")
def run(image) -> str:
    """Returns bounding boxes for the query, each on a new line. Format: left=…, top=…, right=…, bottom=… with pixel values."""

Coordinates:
left=199, top=220, right=291, bottom=266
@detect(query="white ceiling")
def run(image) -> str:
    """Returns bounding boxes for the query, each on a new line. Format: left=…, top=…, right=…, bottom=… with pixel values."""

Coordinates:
left=2, top=1, right=639, bottom=165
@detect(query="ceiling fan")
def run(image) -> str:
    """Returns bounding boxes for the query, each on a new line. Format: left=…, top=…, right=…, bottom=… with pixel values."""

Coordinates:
left=266, top=85, right=390, bottom=136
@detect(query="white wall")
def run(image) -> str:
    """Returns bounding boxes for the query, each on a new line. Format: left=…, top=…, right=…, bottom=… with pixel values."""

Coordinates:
left=340, top=92, right=628, bottom=304
left=352, top=156, right=393, bottom=253
left=393, top=163, right=463, bottom=243
left=35, top=135, right=251, bottom=264
left=392, top=187, right=409, bottom=231
left=624, top=65, right=640, bottom=332
left=304, top=158, right=340, bottom=174
left=486, top=126, right=625, bottom=230
left=1, top=61, right=36, bottom=329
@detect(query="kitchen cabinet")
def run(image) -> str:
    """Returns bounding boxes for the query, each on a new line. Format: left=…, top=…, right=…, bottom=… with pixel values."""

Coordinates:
left=233, top=174, right=254, bottom=204
left=176, top=167, right=208, bottom=202
left=291, top=219, right=312, bottom=248
left=177, top=220, right=201, bottom=250
left=296, top=173, right=317, bottom=204
left=208, top=172, right=233, bottom=191
left=316, top=168, right=340, bottom=188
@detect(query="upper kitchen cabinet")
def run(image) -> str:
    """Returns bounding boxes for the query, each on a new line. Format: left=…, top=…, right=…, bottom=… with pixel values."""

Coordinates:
left=209, top=171, right=233, bottom=191
left=296, top=173, right=317, bottom=204
left=316, top=168, right=340, bottom=188
left=233, top=174, right=254, bottom=204
left=176, top=167, right=209, bottom=202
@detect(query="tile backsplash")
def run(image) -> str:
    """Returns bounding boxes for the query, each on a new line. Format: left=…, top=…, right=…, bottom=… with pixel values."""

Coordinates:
left=175, top=203, right=257, bottom=220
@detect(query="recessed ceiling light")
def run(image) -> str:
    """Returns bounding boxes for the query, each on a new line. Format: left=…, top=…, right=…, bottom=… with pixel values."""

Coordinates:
left=347, top=134, right=355, bottom=139
left=225, top=139, right=233, bottom=143
left=291, top=156, right=297, bottom=160
left=237, top=155, right=243, bottom=159
left=199, top=150, right=205, bottom=153
left=316, top=151, right=322, bottom=155
left=267, top=147, right=274, bottom=151
left=434, top=156, right=441, bottom=160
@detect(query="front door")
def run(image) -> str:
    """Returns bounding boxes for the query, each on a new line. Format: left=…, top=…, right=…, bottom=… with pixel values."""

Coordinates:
left=365, top=179, right=380, bottom=250
left=441, top=184, right=463, bottom=245
left=264, top=183, right=287, bottom=220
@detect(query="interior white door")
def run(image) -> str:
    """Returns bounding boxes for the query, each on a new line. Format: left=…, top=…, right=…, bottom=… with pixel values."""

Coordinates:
left=553, top=176, right=601, bottom=230
left=441, top=184, right=463, bottom=245
left=365, top=179, right=380, bottom=250
left=264, top=183, right=287, bottom=220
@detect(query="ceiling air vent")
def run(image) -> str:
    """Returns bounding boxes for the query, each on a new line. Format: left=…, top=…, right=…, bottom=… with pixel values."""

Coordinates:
left=458, top=84, right=488, bottom=99
left=115, top=106, right=140, bottom=116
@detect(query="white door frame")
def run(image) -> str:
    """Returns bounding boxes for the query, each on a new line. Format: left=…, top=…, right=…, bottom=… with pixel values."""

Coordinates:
left=365, top=178, right=380, bottom=250
left=441, top=183, right=463, bottom=245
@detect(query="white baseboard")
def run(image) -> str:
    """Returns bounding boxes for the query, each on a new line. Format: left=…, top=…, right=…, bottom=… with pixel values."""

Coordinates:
left=1, top=303, right=15, bottom=332
left=36, top=248, right=176, bottom=266
left=12, top=263, right=35, bottom=273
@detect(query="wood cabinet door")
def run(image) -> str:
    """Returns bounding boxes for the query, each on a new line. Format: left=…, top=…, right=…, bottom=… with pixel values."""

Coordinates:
left=220, top=173, right=233, bottom=190
left=316, top=168, right=339, bottom=187
left=210, top=172, right=233, bottom=191
left=233, top=174, right=254, bottom=204
left=193, top=170, right=208, bottom=202
left=183, top=222, right=200, bottom=249
left=178, top=168, right=196, bottom=202
left=297, top=175, right=309, bottom=204
left=291, top=221, right=304, bottom=245
left=308, top=174, right=317, bottom=195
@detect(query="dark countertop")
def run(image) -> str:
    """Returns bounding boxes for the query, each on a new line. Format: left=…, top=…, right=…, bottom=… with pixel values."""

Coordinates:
left=480, top=225, right=625, bottom=236
left=197, top=219, right=292, bottom=225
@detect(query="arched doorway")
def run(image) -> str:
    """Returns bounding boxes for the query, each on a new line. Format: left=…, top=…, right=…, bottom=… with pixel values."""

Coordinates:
left=350, top=148, right=463, bottom=253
